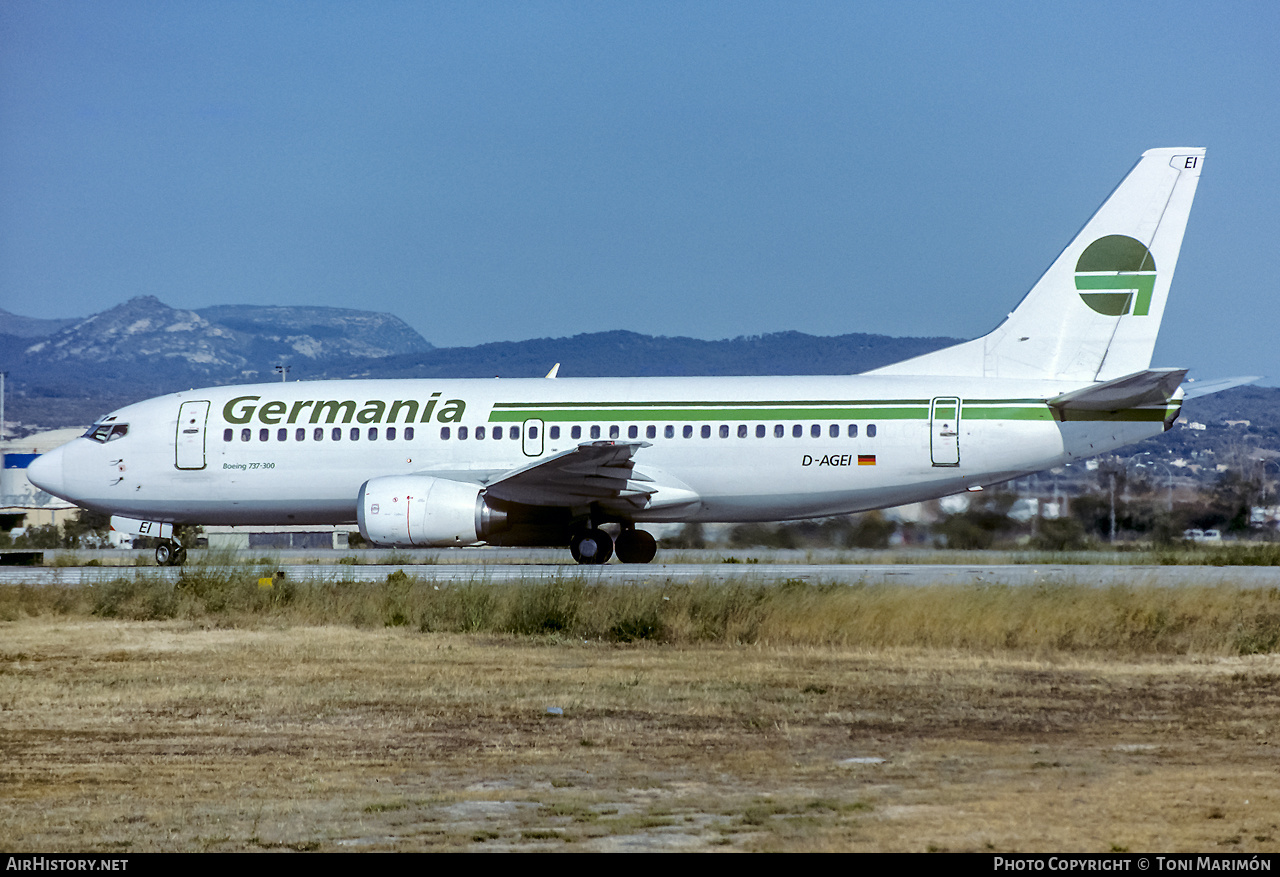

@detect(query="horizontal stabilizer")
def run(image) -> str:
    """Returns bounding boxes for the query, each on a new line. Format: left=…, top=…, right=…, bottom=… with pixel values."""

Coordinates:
left=1180, top=375, right=1262, bottom=399
left=1049, top=368, right=1187, bottom=415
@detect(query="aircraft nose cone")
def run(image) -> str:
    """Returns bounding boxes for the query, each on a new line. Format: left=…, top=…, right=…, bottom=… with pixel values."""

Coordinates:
left=26, top=444, right=68, bottom=499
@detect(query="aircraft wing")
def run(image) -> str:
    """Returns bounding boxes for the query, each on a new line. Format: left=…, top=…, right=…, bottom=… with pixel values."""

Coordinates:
left=482, top=440, right=658, bottom=507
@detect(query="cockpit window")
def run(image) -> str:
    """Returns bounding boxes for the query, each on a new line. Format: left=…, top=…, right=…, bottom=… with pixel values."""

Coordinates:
left=83, top=420, right=128, bottom=443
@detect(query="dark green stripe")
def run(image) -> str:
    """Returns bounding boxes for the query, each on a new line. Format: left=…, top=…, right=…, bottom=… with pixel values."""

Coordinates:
left=489, top=405, right=929, bottom=423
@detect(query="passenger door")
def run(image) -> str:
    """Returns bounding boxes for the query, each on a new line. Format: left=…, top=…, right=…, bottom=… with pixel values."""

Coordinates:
left=175, top=401, right=210, bottom=470
left=930, top=396, right=961, bottom=467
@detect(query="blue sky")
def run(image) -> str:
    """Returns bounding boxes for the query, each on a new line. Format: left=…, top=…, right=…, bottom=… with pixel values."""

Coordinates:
left=2, top=1, right=1277, bottom=383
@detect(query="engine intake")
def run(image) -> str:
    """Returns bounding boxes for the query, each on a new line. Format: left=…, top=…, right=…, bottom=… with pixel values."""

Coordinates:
left=357, top=476, right=507, bottom=547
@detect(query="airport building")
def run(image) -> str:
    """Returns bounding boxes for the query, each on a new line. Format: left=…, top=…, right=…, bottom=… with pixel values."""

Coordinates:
left=1, top=429, right=83, bottom=534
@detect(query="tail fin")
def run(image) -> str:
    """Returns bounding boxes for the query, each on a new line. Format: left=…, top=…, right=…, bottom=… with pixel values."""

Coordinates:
left=871, top=148, right=1205, bottom=381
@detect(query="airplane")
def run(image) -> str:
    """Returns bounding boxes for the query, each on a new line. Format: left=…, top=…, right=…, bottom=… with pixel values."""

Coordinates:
left=29, top=147, right=1225, bottom=566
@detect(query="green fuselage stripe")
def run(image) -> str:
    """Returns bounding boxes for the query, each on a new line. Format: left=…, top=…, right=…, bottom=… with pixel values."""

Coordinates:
left=489, top=406, right=929, bottom=423
left=487, top=398, right=1176, bottom=425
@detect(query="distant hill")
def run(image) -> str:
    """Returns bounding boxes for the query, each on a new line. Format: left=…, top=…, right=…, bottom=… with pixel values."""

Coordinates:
left=19, top=297, right=430, bottom=369
left=320, top=329, right=960, bottom=381
left=1, top=297, right=433, bottom=429
left=0, top=308, right=80, bottom=338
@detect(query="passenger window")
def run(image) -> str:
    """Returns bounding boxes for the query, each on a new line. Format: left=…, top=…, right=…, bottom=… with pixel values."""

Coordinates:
left=774, top=424, right=784, bottom=438
left=403, top=427, right=413, bottom=440
left=646, top=425, right=656, bottom=439
left=738, top=425, right=747, bottom=438
left=756, top=424, right=765, bottom=438
left=223, top=429, right=233, bottom=442
left=458, top=426, right=468, bottom=440
left=512, top=426, right=521, bottom=439
left=493, top=426, right=503, bottom=440
left=241, top=429, right=251, bottom=442
left=609, top=425, right=619, bottom=439
left=314, top=427, right=324, bottom=441
left=295, top=428, right=305, bottom=441
left=368, top=428, right=377, bottom=441
left=868, top=424, right=877, bottom=438
left=720, top=425, right=729, bottom=438
left=332, top=428, right=341, bottom=441
left=665, top=425, right=674, bottom=439
left=387, top=427, right=397, bottom=440
left=259, top=428, right=269, bottom=442
left=475, top=426, right=485, bottom=440
left=829, top=424, right=839, bottom=438
left=571, top=426, right=581, bottom=439
left=701, top=425, right=711, bottom=439
left=628, top=425, right=638, bottom=439
left=440, top=427, right=450, bottom=440
left=792, top=425, right=802, bottom=438
left=590, top=425, right=600, bottom=439
left=550, top=426, right=560, bottom=439
left=277, top=428, right=287, bottom=441
left=848, top=424, right=858, bottom=438
left=348, top=428, right=358, bottom=441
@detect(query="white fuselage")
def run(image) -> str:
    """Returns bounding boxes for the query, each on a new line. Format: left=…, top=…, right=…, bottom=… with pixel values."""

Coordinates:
left=30, top=374, right=1171, bottom=527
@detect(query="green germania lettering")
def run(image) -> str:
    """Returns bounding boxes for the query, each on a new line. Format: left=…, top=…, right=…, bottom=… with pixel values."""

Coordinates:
left=311, top=400, right=358, bottom=424
left=420, top=392, right=441, bottom=423
left=224, top=396, right=261, bottom=424
left=388, top=400, right=418, bottom=423
left=437, top=399, right=465, bottom=422
left=287, top=400, right=314, bottom=423
left=357, top=401, right=386, bottom=424
left=221, top=393, right=469, bottom=426
left=258, top=400, right=287, bottom=424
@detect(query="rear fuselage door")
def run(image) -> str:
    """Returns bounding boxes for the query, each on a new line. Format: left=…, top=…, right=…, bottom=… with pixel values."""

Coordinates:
left=175, top=401, right=211, bottom=470
left=522, top=418, right=544, bottom=457
left=930, top=396, right=961, bottom=467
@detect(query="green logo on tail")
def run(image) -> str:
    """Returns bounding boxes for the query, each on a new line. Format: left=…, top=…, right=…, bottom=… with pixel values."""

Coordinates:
left=1075, top=235, right=1156, bottom=316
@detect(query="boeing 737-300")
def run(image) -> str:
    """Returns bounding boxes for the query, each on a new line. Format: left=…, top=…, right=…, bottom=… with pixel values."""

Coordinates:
left=28, top=148, right=1225, bottom=565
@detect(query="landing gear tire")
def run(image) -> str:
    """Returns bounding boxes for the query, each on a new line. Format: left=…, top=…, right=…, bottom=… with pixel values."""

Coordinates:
left=615, top=529, right=657, bottom=564
left=570, top=528, right=613, bottom=565
left=155, top=541, right=186, bottom=567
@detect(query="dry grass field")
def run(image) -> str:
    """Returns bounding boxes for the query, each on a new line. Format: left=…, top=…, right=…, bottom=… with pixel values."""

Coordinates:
left=3, top=602, right=1279, bottom=851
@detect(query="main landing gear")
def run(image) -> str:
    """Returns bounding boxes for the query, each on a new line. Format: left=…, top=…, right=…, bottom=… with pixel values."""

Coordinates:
left=154, top=540, right=187, bottom=567
left=569, top=526, right=658, bottom=565
left=615, top=528, right=657, bottom=564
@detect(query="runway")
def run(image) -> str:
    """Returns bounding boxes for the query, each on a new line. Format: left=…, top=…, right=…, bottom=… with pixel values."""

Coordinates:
left=5, top=561, right=1279, bottom=588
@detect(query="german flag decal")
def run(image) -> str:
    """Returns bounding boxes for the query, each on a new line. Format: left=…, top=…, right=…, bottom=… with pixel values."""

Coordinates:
left=858, top=454, right=876, bottom=466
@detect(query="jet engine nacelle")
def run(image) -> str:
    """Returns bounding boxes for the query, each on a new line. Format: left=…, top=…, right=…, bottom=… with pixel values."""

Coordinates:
left=357, top=475, right=507, bottom=547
